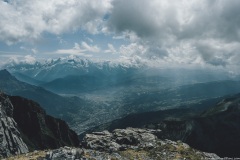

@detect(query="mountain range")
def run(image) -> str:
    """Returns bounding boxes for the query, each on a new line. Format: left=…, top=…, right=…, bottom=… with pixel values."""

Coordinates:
left=5, top=57, right=141, bottom=83
left=5, top=56, right=235, bottom=85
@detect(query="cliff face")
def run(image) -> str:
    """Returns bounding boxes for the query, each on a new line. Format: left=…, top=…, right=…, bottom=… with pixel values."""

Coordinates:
left=0, top=93, right=28, bottom=158
left=0, top=92, right=79, bottom=158
left=9, top=96, right=80, bottom=151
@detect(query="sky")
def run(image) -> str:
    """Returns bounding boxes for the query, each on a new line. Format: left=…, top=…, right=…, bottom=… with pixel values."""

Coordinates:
left=0, top=0, right=240, bottom=73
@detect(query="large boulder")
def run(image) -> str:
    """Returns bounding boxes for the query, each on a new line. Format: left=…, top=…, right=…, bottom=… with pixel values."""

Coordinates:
left=82, top=127, right=161, bottom=151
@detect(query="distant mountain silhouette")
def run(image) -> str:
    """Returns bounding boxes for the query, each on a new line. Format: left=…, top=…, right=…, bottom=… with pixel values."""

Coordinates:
left=0, top=69, right=83, bottom=121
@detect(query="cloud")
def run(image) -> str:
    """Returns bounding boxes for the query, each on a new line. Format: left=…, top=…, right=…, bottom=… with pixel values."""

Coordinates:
left=2, top=54, right=36, bottom=65
left=86, top=37, right=94, bottom=43
left=104, top=43, right=117, bottom=54
left=119, top=43, right=146, bottom=56
left=57, top=36, right=67, bottom=44
left=108, top=0, right=240, bottom=41
left=23, top=55, right=36, bottom=64
left=0, top=0, right=112, bottom=44
left=81, top=41, right=100, bottom=53
left=20, top=46, right=38, bottom=54
left=55, top=42, right=100, bottom=57
left=107, top=0, right=240, bottom=67
left=1, top=0, right=240, bottom=69
left=108, top=0, right=176, bottom=38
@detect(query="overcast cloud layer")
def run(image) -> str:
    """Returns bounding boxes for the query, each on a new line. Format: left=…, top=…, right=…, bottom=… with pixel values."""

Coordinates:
left=0, top=0, right=240, bottom=70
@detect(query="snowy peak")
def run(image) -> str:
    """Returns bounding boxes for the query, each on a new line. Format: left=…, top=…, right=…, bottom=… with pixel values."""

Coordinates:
left=5, top=56, right=143, bottom=71
left=4, top=56, right=142, bottom=82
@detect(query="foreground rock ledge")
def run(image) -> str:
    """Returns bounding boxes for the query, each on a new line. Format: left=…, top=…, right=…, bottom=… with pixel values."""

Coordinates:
left=6, top=128, right=220, bottom=160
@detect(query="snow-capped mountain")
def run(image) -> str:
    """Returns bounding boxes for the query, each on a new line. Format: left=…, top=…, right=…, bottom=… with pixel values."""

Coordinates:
left=5, top=56, right=143, bottom=82
left=4, top=55, right=237, bottom=92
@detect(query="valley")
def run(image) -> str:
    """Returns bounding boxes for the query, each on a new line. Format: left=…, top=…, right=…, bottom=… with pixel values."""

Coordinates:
left=3, top=57, right=240, bottom=135
left=1, top=57, right=240, bottom=158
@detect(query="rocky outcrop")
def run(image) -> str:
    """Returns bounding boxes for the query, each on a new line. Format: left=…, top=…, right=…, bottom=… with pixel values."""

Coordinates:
left=0, top=93, right=28, bottom=158
left=42, top=128, right=219, bottom=160
left=5, top=128, right=219, bottom=159
left=82, top=128, right=161, bottom=152
left=9, top=96, right=80, bottom=151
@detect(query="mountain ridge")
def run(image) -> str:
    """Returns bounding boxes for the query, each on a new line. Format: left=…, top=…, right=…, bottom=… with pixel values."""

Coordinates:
left=0, top=92, right=79, bottom=158
left=0, top=69, right=84, bottom=121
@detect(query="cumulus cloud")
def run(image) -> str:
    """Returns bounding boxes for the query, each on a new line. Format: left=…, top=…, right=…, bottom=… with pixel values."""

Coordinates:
left=3, top=54, right=36, bottom=65
left=119, top=43, right=147, bottom=56
left=56, top=43, right=85, bottom=55
left=23, top=55, right=36, bottom=64
left=1, top=0, right=240, bottom=68
left=104, top=43, right=117, bottom=54
left=81, top=41, right=100, bottom=53
left=0, top=0, right=112, bottom=44
left=107, top=0, right=240, bottom=67
left=55, top=42, right=100, bottom=57
left=109, top=0, right=240, bottom=41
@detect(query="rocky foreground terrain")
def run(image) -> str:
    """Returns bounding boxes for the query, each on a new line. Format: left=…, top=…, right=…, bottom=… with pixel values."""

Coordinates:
left=5, top=128, right=219, bottom=160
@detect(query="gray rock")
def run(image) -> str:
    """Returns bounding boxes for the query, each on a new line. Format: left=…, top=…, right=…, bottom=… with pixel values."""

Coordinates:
left=45, top=147, right=124, bottom=160
left=82, top=127, right=159, bottom=152
left=43, top=128, right=220, bottom=160
left=0, top=93, right=28, bottom=158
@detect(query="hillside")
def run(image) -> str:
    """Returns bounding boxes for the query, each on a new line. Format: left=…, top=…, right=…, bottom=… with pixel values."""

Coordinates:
left=0, top=92, right=79, bottom=158
left=0, top=69, right=90, bottom=124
